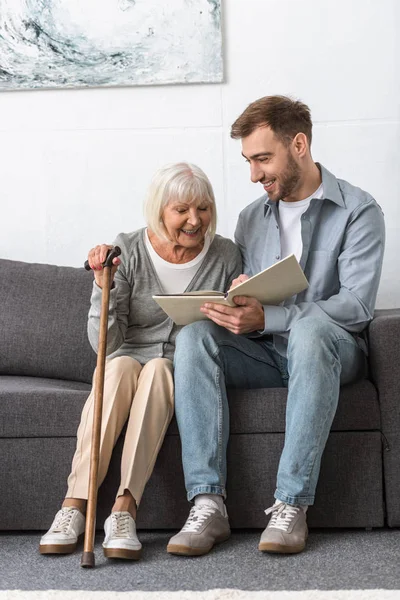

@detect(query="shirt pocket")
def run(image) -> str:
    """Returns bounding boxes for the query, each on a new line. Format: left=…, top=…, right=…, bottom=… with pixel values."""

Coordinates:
left=304, top=250, right=339, bottom=299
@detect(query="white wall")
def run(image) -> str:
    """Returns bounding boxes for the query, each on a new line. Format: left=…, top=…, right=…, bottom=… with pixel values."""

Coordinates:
left=1, top=0, right=399, bottom=308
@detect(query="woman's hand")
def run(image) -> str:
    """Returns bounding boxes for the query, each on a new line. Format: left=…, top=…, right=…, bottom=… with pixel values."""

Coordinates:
left=87, top=244, right=121, bottom=288
left=229, top=274, right=249, bottom=290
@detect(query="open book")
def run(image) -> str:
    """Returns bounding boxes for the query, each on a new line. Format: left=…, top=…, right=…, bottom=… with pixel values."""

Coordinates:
left=153, top=254, right=308, bottom=326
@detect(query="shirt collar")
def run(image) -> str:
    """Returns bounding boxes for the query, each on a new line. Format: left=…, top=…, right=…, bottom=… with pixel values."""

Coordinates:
left=317, top=163, right=345, bottom=207
left=263, top=162, right=345, bottom=214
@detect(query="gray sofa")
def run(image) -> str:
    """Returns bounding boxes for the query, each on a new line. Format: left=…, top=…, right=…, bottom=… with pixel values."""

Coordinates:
left=0, top=257, right=399, bottom=531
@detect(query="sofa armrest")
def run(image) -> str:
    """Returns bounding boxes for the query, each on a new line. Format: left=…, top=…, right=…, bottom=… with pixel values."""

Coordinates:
left=368, top=308, right=400, bottom=526
left=368, top=309, right=400, bottom=432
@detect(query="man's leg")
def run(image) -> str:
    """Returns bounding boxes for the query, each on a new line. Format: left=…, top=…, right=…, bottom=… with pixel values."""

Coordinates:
left=168, top=320, right=286, bottom=556
left=259, top=317, right=367, bottom=554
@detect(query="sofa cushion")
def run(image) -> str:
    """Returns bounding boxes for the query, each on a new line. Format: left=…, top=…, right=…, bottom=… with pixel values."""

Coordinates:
left=0, top=376, right=91, bottom=438
left=226, top=380, right=380, bottom=433
left=167, top=379, right=380, bottom=435
left=0, top=377, right=380, bottom=439
left=0, top=259, right=96, bottom=383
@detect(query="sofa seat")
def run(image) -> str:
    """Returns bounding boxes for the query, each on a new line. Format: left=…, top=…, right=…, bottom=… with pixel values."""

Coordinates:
left=101, top=379, right=384, bottom=529
left=0, top=257, right=398, bottom=532
left=0, top=376, right=91, bottom=438
left=0, top=375, right=384, bottom=530
left=0, top=377, right=380, bottom=439
left=167, top=379, right=381, bottom=436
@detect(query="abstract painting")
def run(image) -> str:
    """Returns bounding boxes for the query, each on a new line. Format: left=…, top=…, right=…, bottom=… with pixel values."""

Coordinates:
left=0, top=0, right=223, bottom=91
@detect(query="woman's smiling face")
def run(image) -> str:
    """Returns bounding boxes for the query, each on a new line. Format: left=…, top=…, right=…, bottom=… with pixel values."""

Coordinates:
left=161, top=198, right=212, bottom=249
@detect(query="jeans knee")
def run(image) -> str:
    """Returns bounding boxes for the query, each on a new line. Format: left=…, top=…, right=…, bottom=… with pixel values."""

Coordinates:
left=175, top=320, right=220, bottom=359
left=288, top=318, right=335, bottom=359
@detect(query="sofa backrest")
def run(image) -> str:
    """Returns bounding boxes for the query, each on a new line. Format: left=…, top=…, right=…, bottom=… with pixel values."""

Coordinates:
left=0, top=258, right=96, bottom=383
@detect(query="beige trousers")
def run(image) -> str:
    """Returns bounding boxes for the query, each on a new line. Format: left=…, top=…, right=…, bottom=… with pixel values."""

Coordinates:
left=66, top=355, right=174, bottom=506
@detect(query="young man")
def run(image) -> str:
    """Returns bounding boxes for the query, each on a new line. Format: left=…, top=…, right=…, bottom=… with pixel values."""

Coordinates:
left=167, top=96, right=385, bottom=556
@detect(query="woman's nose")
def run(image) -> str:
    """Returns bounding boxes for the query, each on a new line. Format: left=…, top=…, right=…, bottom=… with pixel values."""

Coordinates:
left=187, top=209, right=200, bottom=225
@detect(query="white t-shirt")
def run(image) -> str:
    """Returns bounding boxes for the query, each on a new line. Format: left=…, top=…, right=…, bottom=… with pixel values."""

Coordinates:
left=278, top=184, right=324, bottom=262
left=145, top=228, right=211, bottom=294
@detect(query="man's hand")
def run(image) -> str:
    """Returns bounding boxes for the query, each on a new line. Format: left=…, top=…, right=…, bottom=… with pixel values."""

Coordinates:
left=200, top=296, right=265, bottom=335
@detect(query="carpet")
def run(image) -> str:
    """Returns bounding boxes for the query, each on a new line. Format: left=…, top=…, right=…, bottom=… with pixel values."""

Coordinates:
left=1, top=530, right=400, bottom=594
left=1, top=590, right=400, bottom=599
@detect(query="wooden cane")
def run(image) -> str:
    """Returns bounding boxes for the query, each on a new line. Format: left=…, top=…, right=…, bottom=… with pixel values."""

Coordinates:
left=81, top=246, right=121, bottom=569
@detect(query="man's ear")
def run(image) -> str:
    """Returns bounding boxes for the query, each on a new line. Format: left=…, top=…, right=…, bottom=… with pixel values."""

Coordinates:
left=292, top=133, right=308, bottom=159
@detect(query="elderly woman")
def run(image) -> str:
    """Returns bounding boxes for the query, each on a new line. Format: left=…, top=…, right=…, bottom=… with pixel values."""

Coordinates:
left=39, top=162, right=241, bottom=560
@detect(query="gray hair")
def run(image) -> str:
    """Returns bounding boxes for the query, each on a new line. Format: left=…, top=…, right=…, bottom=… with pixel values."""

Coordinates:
left=144, top=162, right=217, bottom=241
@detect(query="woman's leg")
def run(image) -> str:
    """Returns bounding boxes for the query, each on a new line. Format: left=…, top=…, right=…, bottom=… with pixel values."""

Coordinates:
left=111, top=490, right=137, bottom=519
left=101, top=358, right=174, bottom=560
left=116, top=357, right=174, bottom=507
left=66, top=355, right=142, bottom=501
left=40, top=356, right=142, bottom=554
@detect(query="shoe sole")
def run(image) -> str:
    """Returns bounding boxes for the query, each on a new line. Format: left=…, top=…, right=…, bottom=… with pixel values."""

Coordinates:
left=259, top=525, right=308, bottom=554
left=103, top=547, right=142, bottom=560
left=258, top=541, right=306, bottom=554
left=167, top=532, right=230, bottom=557
left=166, top=543, right=213, bottom=556
left=39, top=542, right=78, bottom=555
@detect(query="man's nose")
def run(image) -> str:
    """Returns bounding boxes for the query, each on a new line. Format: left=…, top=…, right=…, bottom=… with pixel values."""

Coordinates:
left=250, top=163, right=263, bottom=183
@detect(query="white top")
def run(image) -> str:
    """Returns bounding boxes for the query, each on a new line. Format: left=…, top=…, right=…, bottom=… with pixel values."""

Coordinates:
left=145, top=228, right=211, bottom=294
left=278, top=184, right=324, bottom=262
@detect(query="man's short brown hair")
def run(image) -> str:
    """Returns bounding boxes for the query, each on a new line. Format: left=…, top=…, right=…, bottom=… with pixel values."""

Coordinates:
left=230, top=95, right=312, bottom=146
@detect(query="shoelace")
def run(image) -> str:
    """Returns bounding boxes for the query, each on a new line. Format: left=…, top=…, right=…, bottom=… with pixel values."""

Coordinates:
left=181, top=504, right=216, bottom=533
left=110, top=513, right=132, bottom=538
left=265, top=502, right=301, bottom=532
left=51, top=508, right=75, bottom=533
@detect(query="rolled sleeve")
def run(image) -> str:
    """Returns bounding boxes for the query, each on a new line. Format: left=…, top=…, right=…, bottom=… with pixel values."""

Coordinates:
left=262, top=305, right=288, bottom=333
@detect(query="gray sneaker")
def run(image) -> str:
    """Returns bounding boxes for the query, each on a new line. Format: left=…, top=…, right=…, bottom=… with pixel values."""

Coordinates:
left=258, top=501, right=308, bottom=554
left=167, top=500, right=230, bottom=556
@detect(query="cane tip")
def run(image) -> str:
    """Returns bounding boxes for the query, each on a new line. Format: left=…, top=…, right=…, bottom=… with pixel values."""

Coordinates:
left=81, top=551, right=95, bottom=568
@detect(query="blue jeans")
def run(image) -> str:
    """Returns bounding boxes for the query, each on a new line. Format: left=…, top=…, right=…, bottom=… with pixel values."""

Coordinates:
left=173, top=317, right=367, bottom=506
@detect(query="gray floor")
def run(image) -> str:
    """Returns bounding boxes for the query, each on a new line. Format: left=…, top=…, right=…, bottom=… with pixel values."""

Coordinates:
left=1, top=529, right=400, bottom=592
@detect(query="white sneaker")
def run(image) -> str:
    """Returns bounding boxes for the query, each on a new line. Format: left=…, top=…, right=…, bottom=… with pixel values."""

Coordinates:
left=102, top=511, right=142, bottom=560
left=39, top=507, right=85, bottom=554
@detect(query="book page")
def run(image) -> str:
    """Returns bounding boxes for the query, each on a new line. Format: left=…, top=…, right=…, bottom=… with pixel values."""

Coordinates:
left=152, top=295, right=229, bottom=326
left=153, top=254, right=308, bottom=325
left=157, top=290, right=224, bottom=297
left=225, top=254, right=308, bottom=305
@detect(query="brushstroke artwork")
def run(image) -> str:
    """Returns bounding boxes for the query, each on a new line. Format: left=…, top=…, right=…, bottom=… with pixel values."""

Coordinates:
left=0, top=0, right=223, bottom=90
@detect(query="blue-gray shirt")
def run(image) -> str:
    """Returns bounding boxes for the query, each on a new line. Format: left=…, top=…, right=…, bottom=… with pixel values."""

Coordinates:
left=234, top=164, right=385, bottom=356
